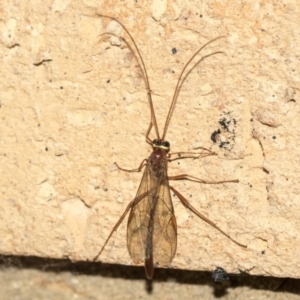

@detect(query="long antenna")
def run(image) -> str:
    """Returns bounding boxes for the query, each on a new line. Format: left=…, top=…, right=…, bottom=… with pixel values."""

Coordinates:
left=161, top=36, right=225, bottom=141
left=97, top=15, right=160, bottom=140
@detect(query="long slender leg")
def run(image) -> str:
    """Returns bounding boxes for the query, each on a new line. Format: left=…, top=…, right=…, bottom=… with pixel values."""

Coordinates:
left=93, top=199, right=135, bottom=261
left=170, top=186, right=247, bottom=249
left=115, top=120, right=153, bottom=173
left=167, top=149, right=216, bottom=162
left=115, top=159, right=147, bottom=173
left=169, top=147, right=215, bottom=156
left=168, top=174, right=239, bottom=184
left=93, top=189, right=152, bottom=261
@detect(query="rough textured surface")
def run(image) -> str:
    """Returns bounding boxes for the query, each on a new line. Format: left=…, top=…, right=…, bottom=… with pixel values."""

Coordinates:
left=1, top=257, right=300, bottom=300
left=1, top=0, right=300, bottom=283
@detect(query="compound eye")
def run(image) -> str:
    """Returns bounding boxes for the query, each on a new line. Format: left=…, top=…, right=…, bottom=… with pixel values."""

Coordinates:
left=153, top=139, right=160, bottom=145
left=162, top=141, right=170, bottom=148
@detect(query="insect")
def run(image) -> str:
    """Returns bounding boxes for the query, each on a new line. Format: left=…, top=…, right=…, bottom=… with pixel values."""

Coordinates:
left=94, top=15, right=247, bottom=279
left=212, top=267, right=230, bottom=282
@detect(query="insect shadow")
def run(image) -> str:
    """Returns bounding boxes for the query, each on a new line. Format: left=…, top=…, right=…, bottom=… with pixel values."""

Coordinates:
left=94, top=15, right=247, bottom=280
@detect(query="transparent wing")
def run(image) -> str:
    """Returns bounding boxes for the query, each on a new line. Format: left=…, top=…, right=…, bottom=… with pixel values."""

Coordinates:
left=127, top=162, right=177, bottom=266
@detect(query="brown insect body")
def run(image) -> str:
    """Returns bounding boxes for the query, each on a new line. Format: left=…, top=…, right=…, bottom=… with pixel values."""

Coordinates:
left=127, top=140, right=176, bottom=279
left=94, top=15, right=247, bottom=280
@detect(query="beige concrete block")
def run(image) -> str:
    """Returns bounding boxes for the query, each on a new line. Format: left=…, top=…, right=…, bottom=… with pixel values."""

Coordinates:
left=1, top=0, right=299, bottom=279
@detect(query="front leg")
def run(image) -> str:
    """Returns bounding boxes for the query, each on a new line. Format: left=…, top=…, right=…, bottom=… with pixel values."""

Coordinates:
left=115, top=159, right=147, bottom=173
left=167, top=148, right=216, bottom=162
left=168, top=173, right=238, bottom=184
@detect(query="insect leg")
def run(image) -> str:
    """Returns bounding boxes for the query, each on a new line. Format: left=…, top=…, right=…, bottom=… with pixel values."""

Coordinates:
left=170, top=147, right=215, bottom=156
left=169, top=186, right=247, bottom=248
left=94, top=189, right=151, bottom=262
left=115, top=159, right=147, bottom=172
left=168, top=174, right=238, bottom=184
left=93, top=198, right=135, bottom=261
left=168, top=146, right=217, bottom=161
left=168, top=150, right=216, bottom=162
